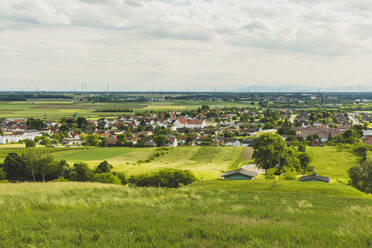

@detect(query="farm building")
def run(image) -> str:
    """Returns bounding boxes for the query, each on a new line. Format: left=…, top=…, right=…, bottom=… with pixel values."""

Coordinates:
left=220, top=168, right=257, bottom=180
left=299, top=174, right=330, bottom=183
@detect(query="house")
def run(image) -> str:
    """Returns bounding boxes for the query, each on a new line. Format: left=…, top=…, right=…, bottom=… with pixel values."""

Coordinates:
left=167, top=136, right=178, bottom=147
left=174, top=118, right=207, bottom=129
left=220, top=168, right=258, bottom=180
left=62, top=137, right=82, bottom=146
left=299, top=173, right=330, bottom=183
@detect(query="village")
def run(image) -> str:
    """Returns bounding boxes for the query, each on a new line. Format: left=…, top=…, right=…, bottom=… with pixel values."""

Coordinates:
left=1, top=107, right=371, bottom=148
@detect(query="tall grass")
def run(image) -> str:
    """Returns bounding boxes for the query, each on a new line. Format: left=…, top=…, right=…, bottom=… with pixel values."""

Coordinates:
left=0, top=180, right=371, bottom=247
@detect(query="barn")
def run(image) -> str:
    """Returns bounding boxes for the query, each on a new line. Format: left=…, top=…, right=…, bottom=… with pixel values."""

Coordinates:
left=220, top=168, right=257, bottom=180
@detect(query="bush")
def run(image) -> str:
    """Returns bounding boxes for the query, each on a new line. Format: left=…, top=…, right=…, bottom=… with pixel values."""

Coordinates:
left=353, top=145, right=368, bottom=161
left=24, top=139, right=36, bottom=148
left=94, top=173, right=121, bottom=185
left=51, top=177, right=70, bottom=182
left=280, top=166, right=297, bottom=180
left=348, top=161, right=372, bottom=194
left=0, top=180, right=9, bottom=183
left=265, top=168, right=276, bottom=180
left=112, top=172, right=127, bottom=185
left=129, top=168, right=197, bottom=188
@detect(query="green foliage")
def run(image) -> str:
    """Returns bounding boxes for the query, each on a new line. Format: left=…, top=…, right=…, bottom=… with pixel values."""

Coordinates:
left=3, top=153, right=26, bottom=181
left=94, top=173, right=121, bottom=185
left=95, top=160, right=113, bottom=173
left=51, top=177, right=70, bottom=182
left=129, top=168, right=197, bottom=188
left=24, top=139, right=36, bottom=148
left=154, top=135, right=167, bottom=147
left=348, top=161, right=372, bottom=194
left=265, top=168, right=276, bottom=180
left=82, top=134, right=100, bottom=146
left=252, top=133, right=287, bottom=170
left=353, top=144, right=368, bottom=161
left=112, top=172, right=127, bottom=185
left=0, top=167, right=6, bottom=180
left=26, top=118, right=45, bottom=130
left=70, top=162, right=94, bottom=182
left=280, top=166, right=297, bottom=180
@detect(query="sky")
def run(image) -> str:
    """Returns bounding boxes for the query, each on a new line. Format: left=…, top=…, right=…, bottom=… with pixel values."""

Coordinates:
left=1, top=0, right=372, bottom=91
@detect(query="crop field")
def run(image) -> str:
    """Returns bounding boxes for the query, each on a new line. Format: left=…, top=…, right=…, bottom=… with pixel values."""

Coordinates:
left=0, top=100, right=257, bottom=119
left=0, top=180, right=370, bottom=247
left=52, top=147, right=247, bottom=179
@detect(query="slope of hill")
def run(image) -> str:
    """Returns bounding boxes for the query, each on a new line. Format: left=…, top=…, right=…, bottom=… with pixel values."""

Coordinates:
left=0, top=181, right=371, bottom=247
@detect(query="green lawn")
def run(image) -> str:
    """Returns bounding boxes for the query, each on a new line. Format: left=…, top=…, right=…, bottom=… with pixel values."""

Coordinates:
left=307, top=146, right=362, bottom=181
left=51, top=147, right=247, bottom=179
left=0, top=180, right=370, bottom=247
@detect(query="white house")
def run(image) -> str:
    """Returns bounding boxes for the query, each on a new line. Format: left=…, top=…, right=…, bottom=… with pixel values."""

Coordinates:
left=0, top=130, right=42, bottom=144
left=174, top=118, right=207, bottom=129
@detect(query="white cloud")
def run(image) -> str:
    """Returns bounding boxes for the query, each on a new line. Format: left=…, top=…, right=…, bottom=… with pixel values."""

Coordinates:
left=0, top=0, right=372, bottom=90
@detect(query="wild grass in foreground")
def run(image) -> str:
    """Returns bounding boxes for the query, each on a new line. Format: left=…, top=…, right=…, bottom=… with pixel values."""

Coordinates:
left=0, top=180, right=371, bottom=248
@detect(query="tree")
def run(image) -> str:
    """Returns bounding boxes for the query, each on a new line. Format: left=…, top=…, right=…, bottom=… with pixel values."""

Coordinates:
left=95, top=161, right=113, bottom=173
left=252, top=133, right=287, bottom=170
left=154, top=135, right=167, bottom=147
left=83, top=134, right=100, bottom=146
left=3, top=153, right=26, bottom=181
left=24, top=139, right=36, bottom=148
left=59, top=124, right=69, bottom=132
left=77, top=117, right=88, bottom=129
left=26, top=118, right=45, bottom=130
left=70, top=162, right=94, bottom=182
left=348, top=161, right=372, bottom=194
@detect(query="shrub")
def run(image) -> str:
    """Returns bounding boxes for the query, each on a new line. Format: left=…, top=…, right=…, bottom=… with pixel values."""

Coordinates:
left=129, top=168, right=197, bottom=188
left=265, top=168, right=276, bottom=180
left=353, top=144, right=368, bottom=161
left=95, top=161, right=113, bottom=173
left=348, top=161, right=372, bottom=194
left=51, top=177, right=70, bottom=182
left=112, top=172, right=127, bottom=185
left=0, top=180, right=9, bottom=183
left=94, top=173, right=121, bottom=185
left=280, top=166, right=297, bottom=180
left=24, top=139, right=36, bottom=148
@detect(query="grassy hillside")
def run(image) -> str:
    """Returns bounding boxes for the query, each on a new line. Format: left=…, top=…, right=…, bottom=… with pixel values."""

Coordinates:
left=51, top=147, right=247, bottom=179
left=307, top=146, right=363, bottom=181
left=0, top=181, right=370, bottom=247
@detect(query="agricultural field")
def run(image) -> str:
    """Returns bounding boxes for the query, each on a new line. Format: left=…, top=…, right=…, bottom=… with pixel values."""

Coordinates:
left=51, top=147, right=248, bottom=179
left=0, top=100, right=257, bottom=119
left=0, top=180, right=370, bottom=247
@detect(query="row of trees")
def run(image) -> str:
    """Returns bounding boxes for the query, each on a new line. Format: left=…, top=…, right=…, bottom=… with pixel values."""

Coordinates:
left=0, top=152, right=197, bottom=188
left=0, top=152, right=126, bottom=184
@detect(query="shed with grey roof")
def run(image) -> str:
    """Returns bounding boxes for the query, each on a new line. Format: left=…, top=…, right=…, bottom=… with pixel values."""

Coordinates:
left=299, top=173, right=330, bottom=183
left=220, top=168, right=257, bottom=180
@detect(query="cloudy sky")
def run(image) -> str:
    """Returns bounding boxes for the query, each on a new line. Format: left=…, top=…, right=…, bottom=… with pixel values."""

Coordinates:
left=1, top=0, right=372, bottom=91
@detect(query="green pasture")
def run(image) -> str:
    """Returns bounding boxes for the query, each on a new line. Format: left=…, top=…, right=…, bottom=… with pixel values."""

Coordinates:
left=0, top=180, right=370, bottom=247
left=51, top=147, right=247, bottom=179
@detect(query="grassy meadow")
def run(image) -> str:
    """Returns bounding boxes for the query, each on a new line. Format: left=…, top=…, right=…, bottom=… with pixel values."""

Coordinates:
left=0, top=180, right=370, bottom=247
left=51, top=147, right=247, bottom=179
left=307, top=146, right=364, bottom=181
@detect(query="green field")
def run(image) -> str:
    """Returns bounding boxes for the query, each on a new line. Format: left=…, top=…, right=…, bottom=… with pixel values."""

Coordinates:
left=0, top=180, right=370, bottom=247
left=0, top=100, right=256, bottom=119
left=52, top=147, right=247, bottom=179
left=307, top=146, right=366, bottom=181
